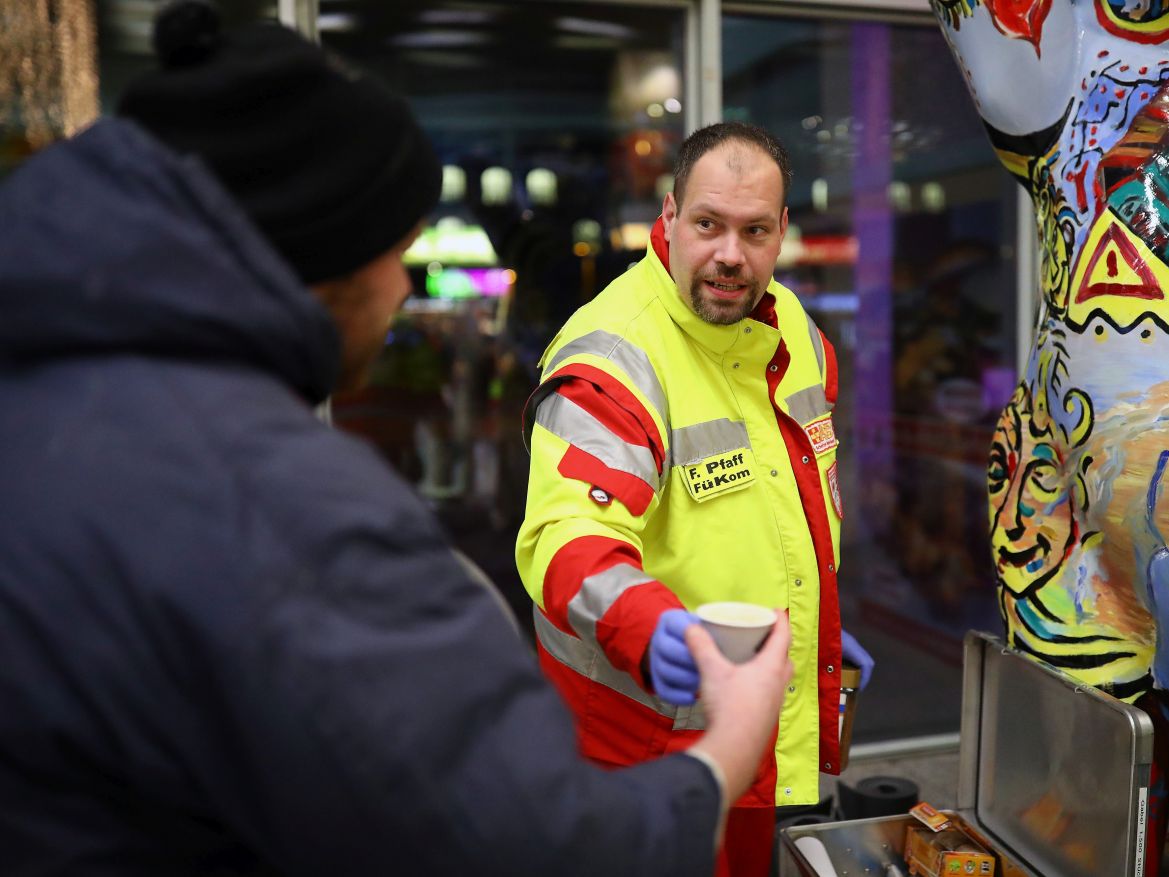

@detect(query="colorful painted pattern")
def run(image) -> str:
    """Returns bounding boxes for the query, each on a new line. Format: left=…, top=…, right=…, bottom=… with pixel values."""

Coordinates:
left=934, top=0, right=1169, bottom=699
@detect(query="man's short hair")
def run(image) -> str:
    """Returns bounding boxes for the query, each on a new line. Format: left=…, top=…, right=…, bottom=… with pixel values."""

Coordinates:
left=672, top=121, right=792, bottom=208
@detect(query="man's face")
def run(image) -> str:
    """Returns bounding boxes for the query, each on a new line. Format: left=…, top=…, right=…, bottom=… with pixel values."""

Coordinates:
left=312, top=221, right=423, bottom=393
left=661, top=143, right=787, bottom=325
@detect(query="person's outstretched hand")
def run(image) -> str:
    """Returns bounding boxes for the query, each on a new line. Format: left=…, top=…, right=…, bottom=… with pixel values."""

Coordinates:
left=841, top=629, right=874, bottom=690
left=686, top=611, right=793, bottom=805
left=648, top=609, right=703, bottom=705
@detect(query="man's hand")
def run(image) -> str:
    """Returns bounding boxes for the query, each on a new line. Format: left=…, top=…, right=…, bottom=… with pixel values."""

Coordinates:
left=686, top=611, right=793, bottom=805
left=841, top=629, right=874, bottom=690
left=648, top=609, right=703, bottom=705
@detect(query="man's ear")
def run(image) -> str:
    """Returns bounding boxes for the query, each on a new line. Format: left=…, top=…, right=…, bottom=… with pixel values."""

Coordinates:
left=662, top=191, right=678, bottom=243
left=777, top=206, right=789, bottom=245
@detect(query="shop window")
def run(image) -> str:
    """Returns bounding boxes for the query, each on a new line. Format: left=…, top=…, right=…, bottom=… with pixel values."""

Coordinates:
left=322, top=0, right=688, bottom=624
left=722, top=14, right=1019, bottom=741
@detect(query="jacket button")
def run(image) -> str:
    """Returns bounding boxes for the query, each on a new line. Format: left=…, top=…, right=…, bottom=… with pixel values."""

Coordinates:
left=794, top=578, right=802, bottom=587
left=826, top=665, right=834, bottom=674
left=744, top=326, right=752, bottom=334
left=801, top=455, right=810, bottom=464
left=784, top=787, right=793, bottom=796
left=732, top=362, right=740, bottom=369
left=770, top=469, right=778, bottom=476
left=824, top=762, right=832, bottom=770
left=788, top=684, right=796, bottom=693
left=769, top=364, right=778, bottom=373
left=828, top=563, right=835, bottom=573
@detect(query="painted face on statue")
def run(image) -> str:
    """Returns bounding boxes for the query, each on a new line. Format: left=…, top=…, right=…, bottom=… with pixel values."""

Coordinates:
left=661, top=142, right=787, bottom=325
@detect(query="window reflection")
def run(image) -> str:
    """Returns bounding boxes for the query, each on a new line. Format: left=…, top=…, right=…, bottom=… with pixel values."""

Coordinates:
left=723, top=15, right=1018, bottom=741
left=323, top=1, right=687, bottom=624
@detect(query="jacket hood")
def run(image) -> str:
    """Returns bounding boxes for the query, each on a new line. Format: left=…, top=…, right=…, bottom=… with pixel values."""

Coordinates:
left=0, top=119, right=339, bottom=402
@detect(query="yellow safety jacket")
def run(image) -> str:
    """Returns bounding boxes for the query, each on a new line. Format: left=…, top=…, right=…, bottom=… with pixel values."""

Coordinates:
left=517, top=233, right=843, bottom=806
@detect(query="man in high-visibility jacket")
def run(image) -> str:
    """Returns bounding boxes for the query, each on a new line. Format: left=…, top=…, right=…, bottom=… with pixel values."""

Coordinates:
left=517, top=121, right=874, bottom=876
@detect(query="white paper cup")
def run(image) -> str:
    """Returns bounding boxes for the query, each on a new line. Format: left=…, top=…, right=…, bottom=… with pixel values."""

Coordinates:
left=695, top=602, right=778, bottom=663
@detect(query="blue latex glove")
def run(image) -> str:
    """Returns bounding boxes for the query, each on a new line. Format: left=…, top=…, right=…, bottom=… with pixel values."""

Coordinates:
left=648, top=609, right=703, bottom=705
left=841, top=629, right=874, bottom=691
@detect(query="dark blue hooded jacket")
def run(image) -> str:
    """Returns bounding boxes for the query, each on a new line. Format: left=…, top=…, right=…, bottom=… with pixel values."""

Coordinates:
left=0, top=120, right=720, bottom=876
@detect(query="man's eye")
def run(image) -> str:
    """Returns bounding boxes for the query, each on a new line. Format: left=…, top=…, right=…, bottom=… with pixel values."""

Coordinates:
left=748, top=226, right=767, bottom=236
left=697, top=219, right=714, bottom=230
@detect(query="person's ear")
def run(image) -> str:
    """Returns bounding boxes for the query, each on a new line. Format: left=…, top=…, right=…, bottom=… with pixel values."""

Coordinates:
left=662, top=192, right=678, bottom=243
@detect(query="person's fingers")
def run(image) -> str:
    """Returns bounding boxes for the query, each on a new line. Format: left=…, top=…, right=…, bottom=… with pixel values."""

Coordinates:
left=757, top=610, right=792, bottom=659
left=663, top=610, right=701, bottom=637
left=656, top=634, right=698, bottom=669
left=655, top=661, right=700, bottom=688
left=684, top=622, right=727, bottom=676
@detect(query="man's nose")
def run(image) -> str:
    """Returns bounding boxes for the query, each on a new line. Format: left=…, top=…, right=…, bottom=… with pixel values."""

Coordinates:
left=714, top=234, right=744, bottom=269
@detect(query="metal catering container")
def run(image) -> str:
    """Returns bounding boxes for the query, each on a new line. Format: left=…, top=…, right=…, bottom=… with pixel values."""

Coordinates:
left=779, top=630, right=1155, bottom=877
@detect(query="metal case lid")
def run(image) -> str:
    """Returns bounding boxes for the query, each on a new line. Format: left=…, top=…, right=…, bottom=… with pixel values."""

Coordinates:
left=958, top=631, right=1154, bottom=877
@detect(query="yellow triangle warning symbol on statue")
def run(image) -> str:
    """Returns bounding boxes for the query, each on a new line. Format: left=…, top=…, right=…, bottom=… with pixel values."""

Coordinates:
left=1068, top=209, right=1169, bottom=329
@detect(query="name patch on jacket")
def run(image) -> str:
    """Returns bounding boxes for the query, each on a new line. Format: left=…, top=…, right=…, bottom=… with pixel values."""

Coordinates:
left=804, top=416, right=837, bottom=455
left=683, top=450, right=755, bottom=502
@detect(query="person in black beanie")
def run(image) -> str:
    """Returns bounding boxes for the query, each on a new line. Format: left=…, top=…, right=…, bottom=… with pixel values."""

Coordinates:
left=0, top=2, right=794, bottom=876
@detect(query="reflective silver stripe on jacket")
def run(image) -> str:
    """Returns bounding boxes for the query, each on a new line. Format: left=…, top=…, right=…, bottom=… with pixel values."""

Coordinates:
left=567, top=562, right=656, bottom=644
left=534, top=608, right=707, bottom=731
left=669, top=418, right=750, bottom=467
left=806, top=313, right=825, bottom=377
left=784, top=384, right=830, bottom=427
left=535, top=393, right=662, bottom=490
left=543, top=330, right=669, bottom=428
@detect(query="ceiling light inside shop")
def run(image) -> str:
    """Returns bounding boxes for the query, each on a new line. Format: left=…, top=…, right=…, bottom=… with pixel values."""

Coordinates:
left=441, top=166, right=466, bottom=203
left=887, top=181, right=911, bottom=212
left=801, top=115, right=822, bottom=131
left=618, top=223, right=652, bottom=252
left=573, top=219, right=603, bottom=250
left=555, top=17, right=636, bottom=39
left=922, top=182, right=946, bottom=212
left=317, top=13, right=356, bottom=32
left=812, top=178, right=829, bottom=213
left=664, top=98, right=682, bottom=114
left=647, top=103, right=664, bottom=119
left=481, top=167, right=512, bottom=205
left=611, top=53, right=680, bottom=122
left=526, top=169, right=557, bottom=206
left=634, top=139, right=652, bottom=157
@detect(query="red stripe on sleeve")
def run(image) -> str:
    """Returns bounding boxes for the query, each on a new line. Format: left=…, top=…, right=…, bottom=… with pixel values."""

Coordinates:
left=558, top=444, right=655, bottom=517
left=545, top=363, right=665, bottom=472
left=542, top=535, right=684, bottom=684
left=543, top=536, right=645, bottom=635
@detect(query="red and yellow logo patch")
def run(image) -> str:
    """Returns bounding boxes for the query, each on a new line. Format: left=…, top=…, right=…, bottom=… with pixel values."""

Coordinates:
left=805, top=416, right=837, bottom=455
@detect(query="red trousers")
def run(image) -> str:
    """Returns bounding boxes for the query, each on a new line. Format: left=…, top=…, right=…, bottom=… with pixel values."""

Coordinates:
left=714, top=806, right=774, bottom=877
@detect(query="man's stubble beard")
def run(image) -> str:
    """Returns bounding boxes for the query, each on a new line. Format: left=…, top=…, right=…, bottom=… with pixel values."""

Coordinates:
left=688, top=275, right=761, bottom=326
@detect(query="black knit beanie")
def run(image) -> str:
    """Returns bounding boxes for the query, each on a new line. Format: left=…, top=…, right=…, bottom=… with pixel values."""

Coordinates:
left=117, top=0, right=441, bottom=285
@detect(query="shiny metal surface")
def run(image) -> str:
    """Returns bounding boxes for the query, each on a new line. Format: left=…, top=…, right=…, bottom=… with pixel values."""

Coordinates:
left=969, top=631, right=1154, bottom=877
left=779, top=814, right=917, bottom=876
left=782, top=632, right=1153, bottom=877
